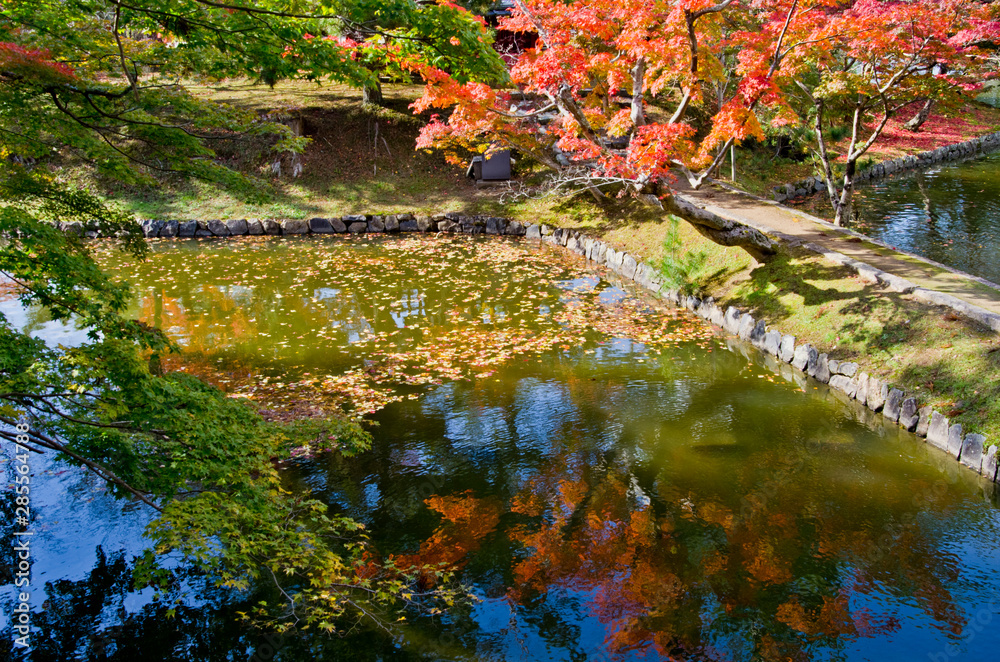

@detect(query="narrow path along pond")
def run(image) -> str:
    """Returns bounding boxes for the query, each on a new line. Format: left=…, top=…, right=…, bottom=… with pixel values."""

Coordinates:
left=3, top=235, right=999, bottom=661
left=852, top=151, right=1000, bottom=285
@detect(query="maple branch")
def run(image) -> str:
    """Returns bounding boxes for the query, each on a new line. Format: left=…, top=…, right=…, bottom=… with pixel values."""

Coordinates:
left=769, top=0, right=798, bottom=76
left=112, top=4, right=139, bottom=99
left=667, top=88, right=693, bottom=125
left=0, top=414, right=163, bottom=512
left=690, top=0, right=736, bottom=21
left=489, top=102, right=557, bottom=119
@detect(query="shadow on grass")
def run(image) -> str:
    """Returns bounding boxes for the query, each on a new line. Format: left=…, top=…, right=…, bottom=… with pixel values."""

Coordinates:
left=893, top=348, right=1000, bottom=436
left=731, top=250, right=883, bottom=320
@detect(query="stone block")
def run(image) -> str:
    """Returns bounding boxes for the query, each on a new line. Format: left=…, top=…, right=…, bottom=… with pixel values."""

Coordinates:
left=343, top=214, right=366, bottom=223
left=160, top=220, right=179, bottom=237
left=384, top=215, right=400, bottom=232
left=331, top=218, right=347, bottom=232
left=540, top=224, right=553, bottom=236
left=347, top=222, right=367, bottom=234
left=526, top=224, right=542, bottom=239
left=883, top=388, right=905, bottom=423
left=791, top=343, right=817, bottom=373
left=982, top=445, right=998, bottom=481
left=724, top=307, right=742, bottom=335
left=948, top=423, right=964, bottom=459
left=867, top=379, right=886, bottom=412
left=607, top=248, right=624, bottom=270
left=178, top=221, right=198, bottom=237
left=417, top=217, right=435, bottom=232
left=208, top=219, right=231, bottom=236
left=840, top=376, right=858, bottom=399
left=226, top=219, right=249, bottom=235
left=898, top=397, right=919, bottom=431
left=461, top=218, right=484, bottom=234
left=485, top=217, right=503, bottom=235
left=247, top=220, right=264, bottom=235
left=368, top=216, right=385, bottom=232
left=262, top=220, right=281, bottom=235
left=591, top=241, right=607, bottom=263
left=308, top=217, right=333, bottom=234
left=926, top=411, right=950, bottom=451
left=399, top=220, right=418, bottom=232
left=763, top=330, right=781, bottom=356
left=854, top=373, right=869, bottom=406
left=829, top=374, right=854, bottom=396
left=749, top=319, right=768, bottom=348
left=281, top=219, right=309, bottom=235
left=737, top=314, right=755, bottom=341
left=960, top=434, right=985, bottom=472
left=397, top=213, right=415, bottom=222
left=915, top=405, right=933, bottom=437
left=621, top=253, right=638, bottom=279
left=810, top=353, right=831, bottom=383
left=779, top=335, right=795, bottom=363
left=836, top=362, right=859, bottom=377
left=505, top=220, right=525, bottom=235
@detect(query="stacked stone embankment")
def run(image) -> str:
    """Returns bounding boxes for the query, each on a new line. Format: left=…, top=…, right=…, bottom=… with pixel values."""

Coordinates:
left=772, top=130, right=1000, bottom=202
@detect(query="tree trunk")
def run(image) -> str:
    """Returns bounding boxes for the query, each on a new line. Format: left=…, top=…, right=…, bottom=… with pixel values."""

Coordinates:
left=833, top=159, right=856, bottom=226
left=630, top=58, right=647, bottom=128
left=905, top=99, right=933, bottom=132
left=362, top=79, right=383, bottom=106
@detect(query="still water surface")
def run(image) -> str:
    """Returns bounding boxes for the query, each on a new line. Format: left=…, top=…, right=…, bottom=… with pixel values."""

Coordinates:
left=2, top=235, right=998, bottom=661
left=852, top=151, right=1000, bottom=284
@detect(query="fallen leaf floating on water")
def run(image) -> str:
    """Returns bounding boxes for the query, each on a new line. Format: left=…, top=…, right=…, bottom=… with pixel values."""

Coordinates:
left=94, top=235, right=719, bottom=419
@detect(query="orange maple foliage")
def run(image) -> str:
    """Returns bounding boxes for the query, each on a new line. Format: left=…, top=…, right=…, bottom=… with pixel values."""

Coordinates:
left=408, top=0, right=1000, bottom=205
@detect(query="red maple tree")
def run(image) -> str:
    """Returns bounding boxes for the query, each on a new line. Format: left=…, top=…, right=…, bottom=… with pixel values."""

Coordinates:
left=408, top=0, right=1000, bottom=230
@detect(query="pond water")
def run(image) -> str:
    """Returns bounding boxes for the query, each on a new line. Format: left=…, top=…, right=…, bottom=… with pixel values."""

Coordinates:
left=3, top=235, right=999, bottom=661
left=851, top=151, right=1000, bottom=285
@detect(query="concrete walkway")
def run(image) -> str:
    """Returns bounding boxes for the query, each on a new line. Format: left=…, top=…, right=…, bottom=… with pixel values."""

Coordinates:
left=675, top=180, right=1000, bottom=330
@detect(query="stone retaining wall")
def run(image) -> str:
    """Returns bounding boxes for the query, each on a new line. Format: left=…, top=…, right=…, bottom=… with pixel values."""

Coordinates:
left=70, top=212, right=998, bottom=486
left=772, top=130, right=1000, bottom=202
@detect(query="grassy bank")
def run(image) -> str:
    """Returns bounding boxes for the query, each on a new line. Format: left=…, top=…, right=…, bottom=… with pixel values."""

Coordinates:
left=71, top=79, right=624, bottom=225
left=86, top=80, right=1000, bottom=449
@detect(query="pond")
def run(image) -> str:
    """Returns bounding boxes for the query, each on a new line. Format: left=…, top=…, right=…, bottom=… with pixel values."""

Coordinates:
left=3, top=235, right=999, bottom=661
left=851, top=150, right=1000, bottom=285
